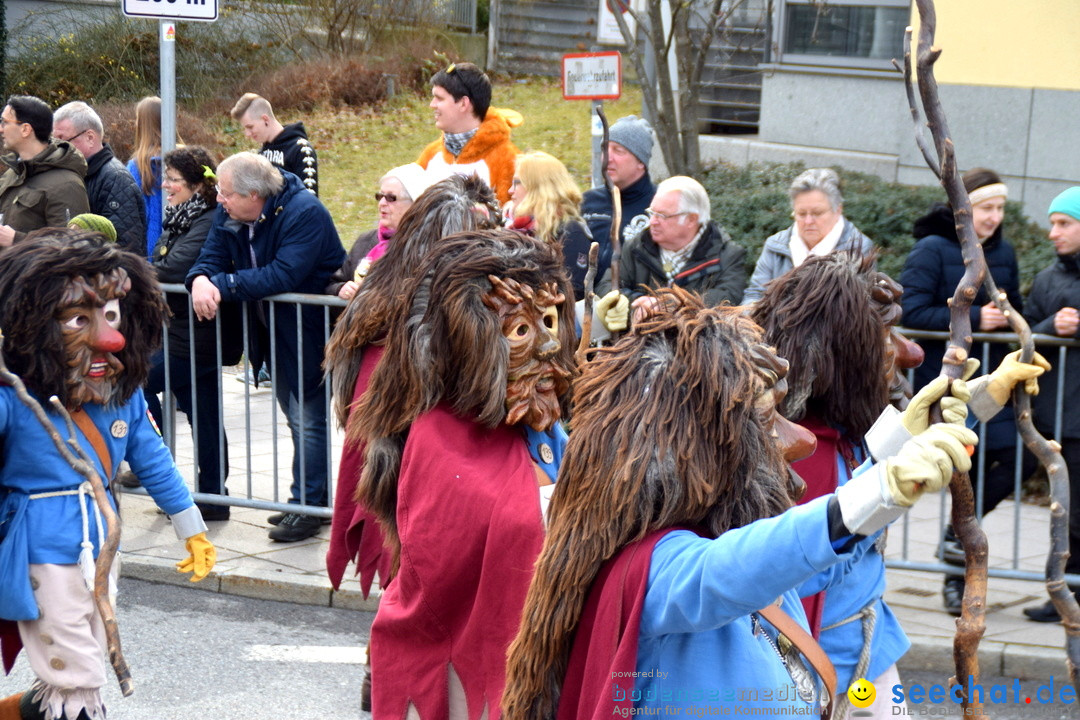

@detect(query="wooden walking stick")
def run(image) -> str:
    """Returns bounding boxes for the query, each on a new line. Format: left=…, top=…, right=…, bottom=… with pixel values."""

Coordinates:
left=0, top=331, right=134, bottom=696
left=576, top=242, right=600, bottom=366
left=896, top=0, right=1080, bottom=696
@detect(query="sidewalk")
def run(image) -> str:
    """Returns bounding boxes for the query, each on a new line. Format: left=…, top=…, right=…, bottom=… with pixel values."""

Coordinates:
left=120, top=369, right=1072, bottom=681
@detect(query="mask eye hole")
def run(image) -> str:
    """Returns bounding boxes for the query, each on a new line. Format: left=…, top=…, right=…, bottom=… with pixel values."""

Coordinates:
left=103, top=299, right=121, bottom=329
left=514, top=324, right=530, bottom=338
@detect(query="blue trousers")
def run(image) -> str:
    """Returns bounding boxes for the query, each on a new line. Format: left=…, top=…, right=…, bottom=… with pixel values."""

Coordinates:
left=274, top=378, right=329, bottom=507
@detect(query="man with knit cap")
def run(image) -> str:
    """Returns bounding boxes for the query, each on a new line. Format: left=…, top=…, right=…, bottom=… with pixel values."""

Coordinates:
left=1021, top=186, right=1080, bottom=622
left=417, top=62, right=521, bottom=206
left=581, top=114, right=657, bottom=281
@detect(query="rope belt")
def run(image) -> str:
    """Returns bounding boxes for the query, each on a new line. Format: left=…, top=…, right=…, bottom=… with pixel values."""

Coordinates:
left=28, top=482, right=106, bottom=595
left=821, top=602, right=877, bottom=719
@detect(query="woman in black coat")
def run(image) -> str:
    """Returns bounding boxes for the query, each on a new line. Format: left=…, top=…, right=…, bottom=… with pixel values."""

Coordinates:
left=899, top=167, right=1023, bottom=615
left=147, top=146, right=242, bottom=521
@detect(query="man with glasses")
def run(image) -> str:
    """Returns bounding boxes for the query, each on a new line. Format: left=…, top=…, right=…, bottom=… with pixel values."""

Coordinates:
left=0, top=95, right=90, bottom=246
left=53, top=101, right=146, bottom=253
left=186, top=152, right=345, bottom=543
left=598, top=175, right=746, bottom=326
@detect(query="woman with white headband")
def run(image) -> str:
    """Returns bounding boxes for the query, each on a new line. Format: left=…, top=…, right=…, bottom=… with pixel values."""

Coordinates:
left=898, top=167, right=1023, bottom=617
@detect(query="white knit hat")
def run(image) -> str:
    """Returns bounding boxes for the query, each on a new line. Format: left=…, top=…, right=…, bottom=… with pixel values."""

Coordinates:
left=383, top=163, right=433, bottom=202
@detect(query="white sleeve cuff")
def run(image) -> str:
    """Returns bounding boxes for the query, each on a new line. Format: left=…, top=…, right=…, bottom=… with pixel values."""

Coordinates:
left=171, top=505, right=208, bottom=540
left=965, top=376, right=1003, bottom=423
left=835, top=464, right=906, bottom=536
left=865, top=405, right=913, bottom=462
left=574, top=298, right=611, bottom=343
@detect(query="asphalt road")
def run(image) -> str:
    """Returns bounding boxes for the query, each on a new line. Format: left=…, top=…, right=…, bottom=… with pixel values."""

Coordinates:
left=5, top=582, right=1077, bottom=719
left=4, top=578, right=374, bottom=719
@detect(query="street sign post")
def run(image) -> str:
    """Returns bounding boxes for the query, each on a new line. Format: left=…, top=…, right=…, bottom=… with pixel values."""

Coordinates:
left=562, top=52, right=622, bottom=187
left=123, top=0, right=219, bottom=215
left=123, top=0, right=218, bottom=22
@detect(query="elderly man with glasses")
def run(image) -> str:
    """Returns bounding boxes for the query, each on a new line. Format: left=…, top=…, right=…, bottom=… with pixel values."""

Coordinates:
left=0, top=95, right=90, bottom=246
left=53, top=101, right=146, bottom=253
left=597, top=175, right=746, bottom=329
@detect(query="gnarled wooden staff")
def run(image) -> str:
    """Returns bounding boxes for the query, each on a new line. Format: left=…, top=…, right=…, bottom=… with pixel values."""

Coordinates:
left=896, top=0, right=1080, bottom=695
left=0, top=331, right=134, bottom=696
left=576, top=242, right=600, bottom=366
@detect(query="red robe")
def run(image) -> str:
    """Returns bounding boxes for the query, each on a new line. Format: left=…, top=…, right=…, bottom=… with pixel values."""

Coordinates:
left=370, top=404, right=545, bottom=719
left=325, top=345, right=391, bottom=597
left=790, top=415, right=854, bottom=638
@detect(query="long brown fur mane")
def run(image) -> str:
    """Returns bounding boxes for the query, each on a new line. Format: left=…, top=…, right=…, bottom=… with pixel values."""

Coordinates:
left=749, top=252, right=889, bottom=440
left=502, top=288, right=792, bottom=720
left=323, top=174, right=500, bottom=428
left=355, top=228, right=577, bottom=568
left=0, top=229, right=166, bottom=408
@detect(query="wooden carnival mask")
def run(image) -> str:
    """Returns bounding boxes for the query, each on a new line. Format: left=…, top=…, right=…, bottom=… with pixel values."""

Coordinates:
left=57, top=268, right=131, bottom=407
left=483, top=275, right=573, bottom=432
left=751, top=343, right=816, bottom=501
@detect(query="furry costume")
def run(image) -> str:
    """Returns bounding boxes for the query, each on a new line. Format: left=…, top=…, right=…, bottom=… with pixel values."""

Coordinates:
left=355, top=230, right=576, bottom=719
left=323, top=175, right=501, bottom=594
left=416, top=108, right=523, bottom=206
left=0, top=230, right=210, bottom=720
left=750, top=253, right=920, bottom=707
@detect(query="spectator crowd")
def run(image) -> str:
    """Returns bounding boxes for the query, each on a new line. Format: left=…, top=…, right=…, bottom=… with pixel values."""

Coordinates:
left=1, top=60, right=1079, bottom=720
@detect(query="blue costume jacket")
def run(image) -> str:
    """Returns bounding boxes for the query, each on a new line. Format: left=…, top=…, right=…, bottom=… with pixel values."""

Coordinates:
left=186, top=170, right=345, bottom=398
left=0, top=387, right=196, bottom=618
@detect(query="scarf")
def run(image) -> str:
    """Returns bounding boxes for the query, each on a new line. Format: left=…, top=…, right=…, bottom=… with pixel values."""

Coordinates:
left=444, top=127, right=479, bottom=157
left=659, top=224, right=705, bottom=282
left=363, top=225, right=396, bottom=264
left=161, top=193, right=209, bottom=237
left=789, top=216, right=845, bottom=268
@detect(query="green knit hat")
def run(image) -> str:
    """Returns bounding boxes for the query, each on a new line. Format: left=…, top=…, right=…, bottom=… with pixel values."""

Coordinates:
left=68, top=213, right=118, bottom=244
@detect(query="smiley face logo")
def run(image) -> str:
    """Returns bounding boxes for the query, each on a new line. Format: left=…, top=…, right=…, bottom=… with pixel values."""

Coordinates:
left=847, top=678, right=875, bottom=708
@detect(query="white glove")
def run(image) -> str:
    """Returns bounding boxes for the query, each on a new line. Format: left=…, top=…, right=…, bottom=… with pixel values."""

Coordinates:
left=595, top=290, right=629, bottom=332
left=900, top=375, right=971, bottom=435
left=837, top=424, right=977, bottom=536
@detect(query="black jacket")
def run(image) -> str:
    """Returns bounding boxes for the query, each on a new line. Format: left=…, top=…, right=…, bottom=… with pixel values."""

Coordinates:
left=85, top=143, right=146, bottom=253
left=261, top=122, right=318, bottom=196
left=152, top=205, right=242, bottom=364
left=599, top=220, right=747, bottom=307
left=581, top=172, right=655, bottom=281
left=1024, top=253, right=1080, bottom=439
left=900, top=203, right=1023, bottom=449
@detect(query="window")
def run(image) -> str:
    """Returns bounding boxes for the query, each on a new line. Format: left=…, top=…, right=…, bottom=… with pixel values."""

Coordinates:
left=776, top=0, right=911, bottom=69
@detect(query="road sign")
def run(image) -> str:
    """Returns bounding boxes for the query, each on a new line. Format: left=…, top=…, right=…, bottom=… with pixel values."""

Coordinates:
left=123, top=0, right=218, bottom=22
left=562, top=52, right=622, bottom=101
left=597, top=0, right=635, bottom=46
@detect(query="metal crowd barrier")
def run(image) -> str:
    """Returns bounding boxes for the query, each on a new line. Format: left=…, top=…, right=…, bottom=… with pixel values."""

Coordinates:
left=893, top=328, right=1080, bottom=587
left=136, top=283, right=347, bottom=521
left=136, top=289, right=1080, bottom=588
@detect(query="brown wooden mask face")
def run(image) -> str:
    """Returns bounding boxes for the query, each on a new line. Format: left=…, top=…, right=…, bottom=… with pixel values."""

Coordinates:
left=751, top=343, right=816, bottom=501
left=57, top=268, right=131, bottom=407
left=483, top=275, right=573, bottom=432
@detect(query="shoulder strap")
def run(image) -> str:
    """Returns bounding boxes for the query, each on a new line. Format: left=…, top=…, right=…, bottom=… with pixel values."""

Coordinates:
left=758, top=603, right=837, bottom=720
left=70, top=408, right=114, bottom=482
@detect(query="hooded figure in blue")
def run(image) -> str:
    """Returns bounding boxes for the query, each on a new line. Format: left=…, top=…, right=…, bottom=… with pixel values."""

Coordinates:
left=502, top=288, right=978, bottom=720
left=0, top=230, right=215, bottom=720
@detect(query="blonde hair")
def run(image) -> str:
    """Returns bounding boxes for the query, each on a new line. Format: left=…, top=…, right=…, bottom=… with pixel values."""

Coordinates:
left=131, top=96, right=161, bottom=195
left=230, top=92, right=274, bottom=122
left=513, top=151, right=583, bottom=244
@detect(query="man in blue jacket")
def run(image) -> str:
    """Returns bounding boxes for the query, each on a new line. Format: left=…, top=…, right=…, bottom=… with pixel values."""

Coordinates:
left=187, top=152, right=345, bottom=542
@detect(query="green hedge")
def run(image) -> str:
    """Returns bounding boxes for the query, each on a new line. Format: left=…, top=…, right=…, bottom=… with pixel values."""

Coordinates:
left=700, top=161, right=1057, bottom=294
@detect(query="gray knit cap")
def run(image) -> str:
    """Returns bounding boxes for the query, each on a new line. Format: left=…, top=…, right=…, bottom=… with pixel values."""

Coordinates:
left=609, top=115, right=653, bottom=166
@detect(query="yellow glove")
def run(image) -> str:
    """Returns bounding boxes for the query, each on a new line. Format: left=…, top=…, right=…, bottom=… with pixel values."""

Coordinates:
left=176, top=532, right=216, bottom=582
left=900, top=375, right=972, bottom=435
left=984, top=350, right=1051, bottom=405
left=595, top=290, right=629, bottom=332
left=885, top=424, right=978, bottom=507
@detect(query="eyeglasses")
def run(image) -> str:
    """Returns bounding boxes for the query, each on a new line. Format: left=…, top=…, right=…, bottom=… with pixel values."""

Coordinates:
left=645, top=208, right=688, bottom=221
left=59, top=129, right=90, bottom=143
left=163, top=174, right=186, bottom=185
left=512, top=178, right=523, bottom=187
left=375, top=192, right=399, bottom=203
